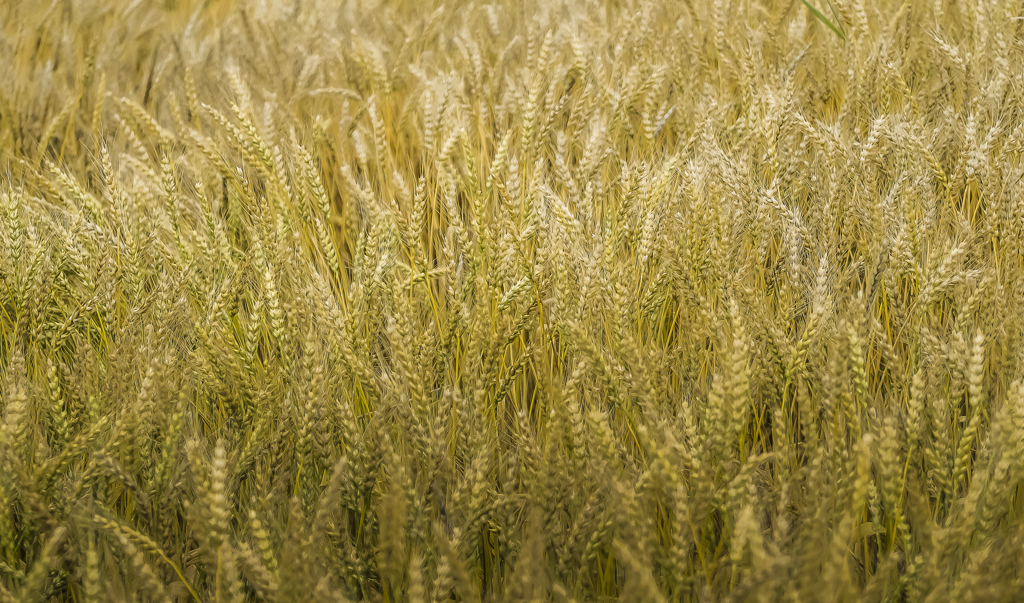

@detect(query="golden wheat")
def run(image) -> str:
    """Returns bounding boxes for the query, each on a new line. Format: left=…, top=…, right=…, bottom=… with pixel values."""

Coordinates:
left=2, top=0, right=1024, bottom=601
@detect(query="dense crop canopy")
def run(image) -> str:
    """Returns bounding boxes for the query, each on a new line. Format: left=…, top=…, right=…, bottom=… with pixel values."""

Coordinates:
left=2, top=0, right=1024, bottom=601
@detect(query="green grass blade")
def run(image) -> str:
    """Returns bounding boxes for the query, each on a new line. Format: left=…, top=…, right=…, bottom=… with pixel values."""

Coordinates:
left=800, top=0, right=847, bottom=41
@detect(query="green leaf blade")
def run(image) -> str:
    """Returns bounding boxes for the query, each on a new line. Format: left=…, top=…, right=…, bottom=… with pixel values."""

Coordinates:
left=800, top=0, right=848, bottom=41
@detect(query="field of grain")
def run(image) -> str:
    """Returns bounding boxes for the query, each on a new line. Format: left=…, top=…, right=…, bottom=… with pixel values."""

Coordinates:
left=2, top=0, right=1024, bottom=601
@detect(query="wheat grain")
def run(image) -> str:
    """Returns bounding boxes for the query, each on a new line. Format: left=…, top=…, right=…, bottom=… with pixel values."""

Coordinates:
left=2, top=0, right=1024, bottom=600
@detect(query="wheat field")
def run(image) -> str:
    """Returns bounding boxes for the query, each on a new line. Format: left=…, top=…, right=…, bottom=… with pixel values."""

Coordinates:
left=1, top=0, right=1024, bottom=601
